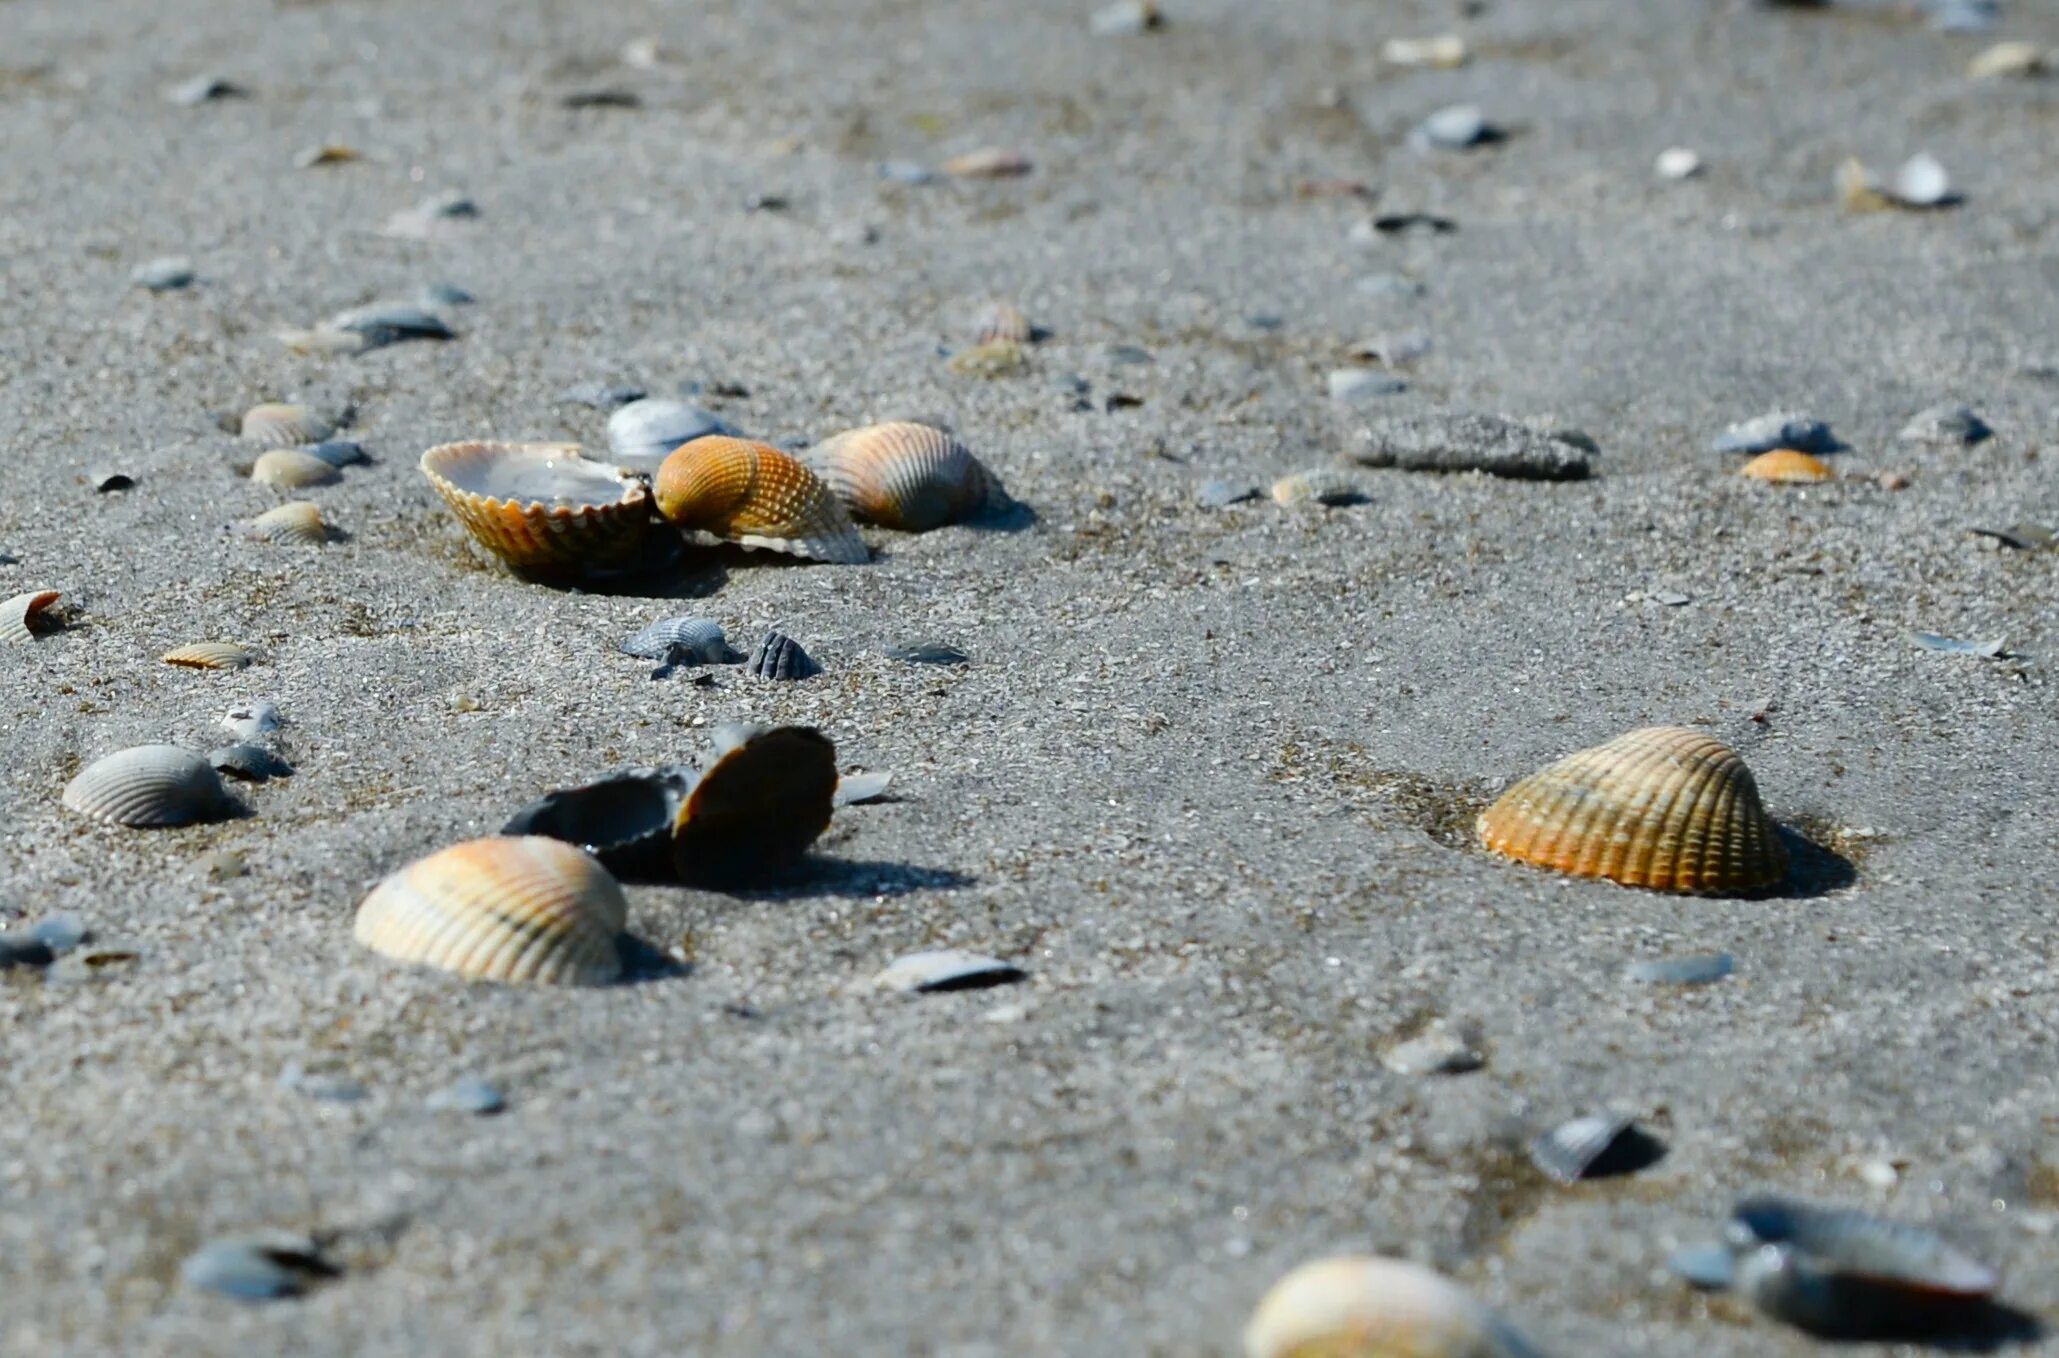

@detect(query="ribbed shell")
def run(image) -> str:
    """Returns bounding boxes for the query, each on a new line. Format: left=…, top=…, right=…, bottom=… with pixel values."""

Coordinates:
left=61, top=745, right=230, bottom=827
left=1477, top=725, right=1788, bottom=894
left=1, top=590, right=61, bottom=643
left=1739, top=449, right=1835, bottom=484
left=240, top=403, right=337, bottom=446
left=970, top=299, right=1032, bottom=345
left=420, top=441, right=653, bottom=577
left=353, top=837, right=627, bottom=985
left=619, top=616, right=733, bottom=663
left=671, top=725, right=839, bottom=885
left=1273, top=469, right=1362, bottom=506
left=162, top=641, right=255, bottom=670
left=810, top=423, right=993, bottom=531
left=246, top=501, right=327, bottom=545
left=250, top=449, right=341, bottom=488
left=1244, top=1257, right=1539, bottom=1358
left=653, top=437, right=867, bottom=564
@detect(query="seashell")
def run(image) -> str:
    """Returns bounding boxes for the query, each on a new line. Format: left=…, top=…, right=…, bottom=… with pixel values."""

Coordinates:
left=162, top=641, right=255, bottom=670
left=1477, top=725, right=1788, bottom=894
left=250, top=449, right=341, bottom=488
left=221, top=700, right=282, bottom=741
left=833, top=770, right=894, bottom=807
left=809, top=422, right=996, bottom=531
left=131, top=256, right=195, bottom=291
left=875, top=948, right=1026, bottom=994
left=1528, top=1113, right=1661, bottom=1184
left=1, top=590, right=62, bottom=643
left=426, top=1075, right=505, bottom=1115
left=1911, top=632, right=2005, bottom=658
left=1967, top=41, right=2045, bottom=79
left=418, top=281, right=474, bottom=308
left=240, top=403, right=338, bottom=446
left=1329, top=367, right=1408, bottom=404
left=61, top=745, right=232, bottom=827
left=166, top=75, right=245, bottom=106
left=969, top=299, right=1033, bottom=345
left=326, top=301, right=455, bottom=348
left=940, top=147, right=1032, bottom=178
left=92, top=469, right=134, bottom=492
left=1889, top=153, right=1953, bottom=208
left=181, top=1232, right=330, bottom=1302
left=421, top=441, right=653, bottom=578
left=1624, top=952, right=1734, bottom=985
left=1272, top=468, right=1364, bottom=506
left=501, top=765, right=695, bottom=880
left=1727, top=1196, right=1997, bottom=1297
left=606, top=399, right=739, bottom=474
left=305, top=439, right=367, bottom=468
left=1197, top=479, right=1260, bottom=509
left=653, top=437, right=868, bottom=564
left=1382, top=1022, right=1484, bottom=1076
left=1712, top=412, right=1836, bottom=456
left=946, top=338, right=1028, bottom=378
left=1088, top=0, right=1161, bottom=35
left=245, top=501, right=327, bottom=545
left=380, top=192, right=478, bottom=240
left=671, top=725, right=838, bottom=885
left=1382, top=33, right=1468, bottom=68
left=1738, top=449, right=1834, bottom=484
left=353, top=836, right=627, bottom=985
left=1243, top=1256, right=1544, bottom=1358
left=619, top=616, right=737, bottom=666
left=1898, top=403, right=1990, bottom=446
left=1656, top=146, right=1703, bottom=181
left=746, top=629, right=818, bottom=681
left=1667, top=1242, right=1739, bottom=1290
left=884, top=642, right=968, bottom=666
left=293, top=142, right=360, bottom=168
left=1411, top=104, right=1493, bottom=151
left=208, top=743, right=293, bottom=782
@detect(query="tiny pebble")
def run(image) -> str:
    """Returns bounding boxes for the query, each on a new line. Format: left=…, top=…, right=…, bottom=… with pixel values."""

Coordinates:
left=1089, top=0, right=1162, bottom=35
left=426, top=1076, right=505, bottom=1116
left=181, top=1233, right=326, bottom=1302
left=1411, top=104, right=1492, bottom=151
left=1655, top=147, right=1703, bottom=181
left=28, top=914, right=87, bottom=954
left=131, top=257, right=195, bottom=291
left=877, top=160, right=936, bottom=185
left=278, top=1063, right=368, bottom=1103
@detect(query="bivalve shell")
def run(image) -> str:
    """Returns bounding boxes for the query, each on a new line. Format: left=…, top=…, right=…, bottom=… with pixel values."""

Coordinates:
left=1477, top=725, right=1788, bottom=894
left=1739, top=449, right=1834, bottom=484
left=671, top=725, right=838, bottom=885
left=605, top=399, right=738, bottom=475
left=746, top=629, right=818, bottom=681
left=245, top=501, right=327, bottom=545
left=875, top=949, right=1025, bottom=994
left=1, top=590, right=62, bottom=643
left=353, top=837, right=627, bottom=985
left=61, top=745, right=232, bottom=827
left=421, top=441, right=653, bottom=578
left=162, top=642, right=255, bottom=670
left=1272, top=468, right=1364, bottom=506
left=239, top=403, right=337, bottom=446
left=502, top=766, right=695, bottom=880
left=970, top=299, right=1033, bottom=345
left=250, top=449, right=341, bottom=488
left=810, top=423, right=997, bottom=532
left=619, top=616, right=736, bottom=665
left=654, top=437, right=868, bottom=564
left=1244, top=1256, right=1543, bottom=1358
left=1727, top=1196, right=1997, bottom=1296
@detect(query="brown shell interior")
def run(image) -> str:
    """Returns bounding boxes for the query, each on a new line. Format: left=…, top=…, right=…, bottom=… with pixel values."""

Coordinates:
left=671, top=727, right=838, bottom=885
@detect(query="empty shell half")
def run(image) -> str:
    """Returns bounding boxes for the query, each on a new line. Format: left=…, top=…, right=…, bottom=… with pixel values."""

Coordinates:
left=653, top=437, right=867, bottom=564
left=746, top=629, right=818, bottom=681
left=1477, top=725, right=1788, bottom=894
left=1244, top=1256, right=1544, bottom=1358
left=239, top=403, right=338, bottom=446
left=969, top=299, right=1032, bottom=345
left=353, top=836, right=627, bottom=985
left=1272, top=468, right=1363, bottom=506
left=61, top=745, right=233, bottom=827
left=500, top=765, right=695, bottom=880
left=809, top=423, right=997, bottom=532
left=671, top=724, right=838, bottom=885
left=1739, top=450, right=1834, bottom=484
left=619, top=616, right=736, bottom=665
left=605, top=399, right=738, bottom=475
left=245, top=501, right=328, bottom=545
left=162, top=642, right=255, bottom=670
left=1, top=590, right=62, bottom=643
left=421, top=441, right=653, bottom=578
left=250, top=449, right=341, bottom=488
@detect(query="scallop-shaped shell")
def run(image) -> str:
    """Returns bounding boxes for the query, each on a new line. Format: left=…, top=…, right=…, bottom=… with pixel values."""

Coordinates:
left=671, top=725, right=839, bottom=885
left=1528, top=1113, right=1657, bottom=1184
left=653, top=437, right=867, bottom=564
left=61, top=745, right=231, bottom=827
left=239, top=403, right=337, bottom=446
left=970, top=299, right=1032, bottom=345
left=1739, top=450, right=1834, bottom=484
left=619, top=616, right=735, bottom=664
left=605, top=399, right=738, bottom=475
left=810, top=423, right=995, bottom=532
left=1244, top=1257, right=1543, bottom=1358
left=421, top=441, right=653, bottom=577
left=352, top=837, right=626, bottom=985
left=250, top=449, right=341, bottom=488
left=1, top=590, right=62, bottom=643
left=245, top=501, right=328, bottom=545
left=1477, top=726, right=1787, bottom=894
left=500, top=766, right=695, bottom=880
left=1272, top=468, right=1363, bottom=506
left=746, top=629, right=818, bottom=681
left=162, top=641, right=255, bottom=670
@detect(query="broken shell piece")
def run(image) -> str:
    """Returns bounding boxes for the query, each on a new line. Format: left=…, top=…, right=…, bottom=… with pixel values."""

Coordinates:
left=1739, top=449, right=1834, bottom=483
left=305, top=439, right=367, bottom=468
left=240, top=403, right=338, bottom=446
left=1411, top=104, right=1493, bottom=151
left=1898, top=404, right=1991, bottom=446
left=1625, top=952, right=1734, bottom=985
left=1381, top=34, right=1468, bottom=68
left=1, top=590, right=62, bottom=643
left=1271, top=469, right=1364, bottom=506
left=502, top=765, right=695, bottom=879
left=1727, top=1196, right=1998, bottom=1297
left=940, top=147, right=1032, bottom=178
left=167, top=75, right=245, bottom=106
left=1477, top=725, right=1788, bottom=894
left=1528, top=1113, right=1662, bottom=1184
left=745, top=629, right=818, bottom=681
left=653, top=437, right=868, bottom=564
left=875, top=949, right=1025, bottom=994
left=131, top=257, right=195, bottom=291
left=293, top=143, right=360, bottom=168
left=1089, top=0, right=1161, bottom=35
left=1383, top=1024, right=1484, bottom=1075
left=1243, top=1256, right=1543, bottom=1358
left=1911, top=632, right=2006, bottom=658
left=61, top=745, right=232, bottom=827
left=162, top=642, right=255, bottom=670
left=605, top=399, right=739, bottom=475
left=426, top=1075, right=504, bottom=1115
left=421, top=441, right=653, bottom=579
left=221, top=700, right=282, bottom=741
left=619, top=616, right=737, bottom=666
left=208, top=743, right=293, bottom=782
left=244, top=501, right=327, bottom=545
left=833, top=771, right=894, bottom=807
left=353, top=837, right=627, bottom=985
left=250, top=449, right=341, bottom=488
left=810, top=422, right=997, bottom=531
left=671, top=725, right=838, bottom=885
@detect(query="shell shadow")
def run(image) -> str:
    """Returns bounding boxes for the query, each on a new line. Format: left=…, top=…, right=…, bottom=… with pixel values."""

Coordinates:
left=1773, top=1288, right=2042, bottom=1350
left=1764, top=824, right=1858, bottom=900
left=718, top=857, right=976, bottom=901
left=614, top=934, right=690, bottom=984
left=579, top=557, right=730, bottom=600
left=964, top=494, right=1037, bottom=534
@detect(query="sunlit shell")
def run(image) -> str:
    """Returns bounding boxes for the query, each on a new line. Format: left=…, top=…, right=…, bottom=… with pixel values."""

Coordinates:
left=352, top=836, right=627, bottom=985
left=1, top=590, right=62, bottom=644
left=809, top=422, right=995, bottom=531
left=250, top=449, right=341, bottom=488
left=421, top=441, right=653, bottom=577
left=1727, top=1196, right=1997, bottom=1296
left=245, top=501, right=328, bottom=545
left=875, top=949, right=1025, bottom=993
left=606, top=399, right=738, bottom=475
left=61, top=745, right=232, bottom=827
left=239, top=403, right=337, bottom=446
left=1739, top=450, right=1834, bottom=484
left=1244, top=1257, right=1542, bottom=1358
left=1528, top=1113, right=1661, bottom=1183
left=619, top=616, right=736, bottom=664
left=162, top=641, right=255, bottom=670
left=502, top=766, right=695, bottom=880
left=970, top=299, right=1032, bottom=345
left=671, top=725, right=838, bottom=885
left=1272, top=468, right=1363, bottom=506
left=1477, top=725, right=1788, bottom=894
left=653, top=437, right=867, bottom=564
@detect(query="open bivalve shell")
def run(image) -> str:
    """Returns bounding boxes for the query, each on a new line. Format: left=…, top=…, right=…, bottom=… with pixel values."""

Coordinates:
left=501, top=766, right=696, bottom=880
left=353, top=836, right=627, bottom=985
left=1, top=590, right=62, bottom=643
left=671, top=724, right=839, bottom=885
left=421, top=441, right=653, bottom=578
left=62, top=745, right=233, bottom=827
left=1477, top=725, right=1787, bottom=894
left=1244, top=1256, right=1545, bottom=1358
left=809, top=422, right=997, bottom=532
left=653, top=437, right=867, bottom=564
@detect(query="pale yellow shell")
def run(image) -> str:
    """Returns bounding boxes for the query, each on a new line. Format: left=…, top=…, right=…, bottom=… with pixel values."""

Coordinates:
left=1738, top=449, right=1834, bottom=484
left=810, top=423, right=994, bottom=531
left=353, top=836, right=627, bottom=985
left=653, top=438, right=867, bottom=564
left=250, top=449, right=341, bottom=488
left=239, top=403, right=337, bottom=446
left=1477, top=725, right=1787, bottom=894
left=162, top=642, right=256, bottom=670
left=420, top=441, right=654, bottom=578
left=1244, top=1257, right=1535, bottom=1358
left=1, top=590, right=61, bottom=643
left=245, top=501, right=327, bottom=545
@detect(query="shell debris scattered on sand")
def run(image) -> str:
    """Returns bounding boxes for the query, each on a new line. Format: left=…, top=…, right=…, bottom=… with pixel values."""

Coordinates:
left=809, top=422, right=997, bottom=531
left=653, top=437, right=868, bottom=564
left=1, top=590, right=62, bottom=643
left=249, top=449, right=341, bottom=488
left=162, top=641, right=255, bottom=670
left=1243, top=1256, right=1544, bottom=1358
left=1738, top=449, right=1834, bottom=484
left=61, top=745, right=233, bottom=827
left=244, top=501, right=328, bottom=545
left=1477, top=725, right=1788, bottom=894
left=421, top=441, right=653, bottom=578
left=353, top=837, right=628, bottom=985
left=239, top=402, right=338, bottom=446
left=671, top=724, right=839, bottom=885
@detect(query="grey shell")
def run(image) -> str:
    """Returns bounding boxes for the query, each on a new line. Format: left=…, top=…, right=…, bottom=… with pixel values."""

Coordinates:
left=746, top=630, right=818, bottom=681
left=606, top=399, right=739, bottom=474
left=62, top=745, right=231, bottom=827
left=619, top=617, right=737, bottom=665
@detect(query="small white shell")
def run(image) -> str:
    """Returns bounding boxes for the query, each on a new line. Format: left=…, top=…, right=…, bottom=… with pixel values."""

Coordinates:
left=1272, top=469, right=1363, bottom=506
left=250, top=449, right=341, bottom=488
left=875, top=949, right=1025, bottom=993
left=245, top=501, right=327, bottom=545
left=1, top=590, right=62, bottom=644
left=61, top=745, right=232, bottom=827
left=606, top=399, right=739, bottom=474
left=240, top=403, right=337, bottom=446
left=221, top=700, right=282, bottom=742
left=1244, top=1257, right=1542, bottom=1358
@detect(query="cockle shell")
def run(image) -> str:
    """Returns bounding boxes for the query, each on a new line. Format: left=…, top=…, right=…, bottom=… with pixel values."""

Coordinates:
left=420, top=441, right=653, bottom=578
left=1727, top=1196, right=1998, bottom=1297
left=239, top=403, right=337, bottom=446
left=619, top=616, right=736, bottom=665
left=653, top=437, right=868, bottom=564
left=1, top=590, right=62, bottom=643
left=1244, top=1257, right=1544, bottom=1358
left=245, top=501, right=327, bottom=545
left=1528, top=1113, right=1662, bottom=1183
left=1272, top=468, right=1364, bottom=506
left=1739, top=449, right=1834, bottom=484
left=671, top=724, right=838, bottom=885
left=809, top=423, right=996, bottom=531
left=162, top=641, right=255, bottom=670
left=501, top=766, right=695, bottom=880
left=250, top=449, right=341, bottom=488
left=970, top=299, right=1032, bottom=345
left=61, top=745, right=232, bottom=827
left=353, top=837, right=627, bottom=985
left=1477, top=725, right=1788, bottom=894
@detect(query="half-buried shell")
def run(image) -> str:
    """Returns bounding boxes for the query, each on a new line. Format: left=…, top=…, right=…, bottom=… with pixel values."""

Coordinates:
left=1477, top=725, right=1787, bottom=894
left=250, top=449, right=341, bottom=488
left=421, top=441, right=653, bottom=578
left=1244, top=1256, right=1544, bottom=1358
left=162, top=641, right=255, bottom=670
left=671, top=724, right=839, bottom=885
left=1, top=590, right=62, bottom=643
left=245, top=501, right=328, bottom=545
left=352, top=836, right=626, bottom=985
left=809, top=422, right=997, bottom=532
left=61, top=745, right=233, bottom=827
left=501, top=765, right=695, bottom=880
left=1739, top=450, right=1834, bottom=484
left=654, top=437, right=867, bottom=564
left=240, top=403, right=338, bottom=446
